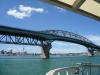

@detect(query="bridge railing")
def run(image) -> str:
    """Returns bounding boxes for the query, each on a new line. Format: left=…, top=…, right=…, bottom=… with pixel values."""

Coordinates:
left=46, top=66, right=79, bottom=75
left=46, top=63, right=100, bottom=75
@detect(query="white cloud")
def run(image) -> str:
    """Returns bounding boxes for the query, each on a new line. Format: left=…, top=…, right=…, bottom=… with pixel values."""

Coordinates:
left=55, top=6, right=66, bottom=12
left=51, top=41, right=87, bottom=53
left=51, top=46, right=87, bottom=53
left=19, top=5, right=44, bottom=13
left=7, top=9, right=30, bottom=19
left=7, top=5, right=45, bottom=19
left=53, top=41, right=66, bottom=46
left=87, top=35, right=100, bottom=45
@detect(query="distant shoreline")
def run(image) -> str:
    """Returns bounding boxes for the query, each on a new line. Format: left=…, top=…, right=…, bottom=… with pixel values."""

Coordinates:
left=0, top=52, right=94, bottom=57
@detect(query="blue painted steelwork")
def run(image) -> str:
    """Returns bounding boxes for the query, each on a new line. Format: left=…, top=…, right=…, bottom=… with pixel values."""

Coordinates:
left=0, top=25, right=100, bottom=56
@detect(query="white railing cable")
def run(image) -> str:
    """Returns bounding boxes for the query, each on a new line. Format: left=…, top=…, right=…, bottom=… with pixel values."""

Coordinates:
left=46, top=67, right=79, bottom=75
left=46, top=63, right=100, bottom=75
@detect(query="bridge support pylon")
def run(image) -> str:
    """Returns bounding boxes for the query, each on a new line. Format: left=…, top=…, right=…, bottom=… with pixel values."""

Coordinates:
left=41, top=43, right=52, bottom=59
left=88, top=48, right=94, bottom=56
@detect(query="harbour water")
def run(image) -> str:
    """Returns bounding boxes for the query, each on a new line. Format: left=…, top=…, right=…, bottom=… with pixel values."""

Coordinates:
left=0, top=56, right=100, bottom=75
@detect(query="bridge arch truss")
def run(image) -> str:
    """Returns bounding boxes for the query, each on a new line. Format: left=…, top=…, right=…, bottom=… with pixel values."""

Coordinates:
left=0, top=26, right=100, bottom=58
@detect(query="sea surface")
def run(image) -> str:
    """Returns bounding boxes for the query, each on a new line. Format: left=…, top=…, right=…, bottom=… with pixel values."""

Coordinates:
left=0, top=56, right=100, bottom=75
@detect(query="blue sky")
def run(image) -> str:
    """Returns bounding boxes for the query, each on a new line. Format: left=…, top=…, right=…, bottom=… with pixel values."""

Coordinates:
left=0, top=0, right=100, bottom=53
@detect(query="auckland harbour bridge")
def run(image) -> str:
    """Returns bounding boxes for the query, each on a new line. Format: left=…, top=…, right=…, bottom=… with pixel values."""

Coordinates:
left=0, top=25, right=100, bottom=59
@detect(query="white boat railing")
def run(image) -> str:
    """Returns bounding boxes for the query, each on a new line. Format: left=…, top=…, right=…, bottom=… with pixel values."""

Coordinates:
left=46, top=63, right=100, bottom=75
left=46, top=66, right=79, bottom=75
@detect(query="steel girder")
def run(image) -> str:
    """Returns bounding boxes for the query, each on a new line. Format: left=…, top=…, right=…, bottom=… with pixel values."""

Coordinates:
left=40, top=30, right=92, bottom=43
left=0, top=25, right=100, bottom=56
left=0, top=34, right=53, bottom=47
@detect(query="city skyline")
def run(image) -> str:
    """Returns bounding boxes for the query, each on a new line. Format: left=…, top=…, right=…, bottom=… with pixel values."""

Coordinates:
left=0, top=0, right=100, bottom=53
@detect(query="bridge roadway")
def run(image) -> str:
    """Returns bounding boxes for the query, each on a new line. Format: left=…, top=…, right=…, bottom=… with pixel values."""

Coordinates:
left=0, top=25, right=100, bottom=58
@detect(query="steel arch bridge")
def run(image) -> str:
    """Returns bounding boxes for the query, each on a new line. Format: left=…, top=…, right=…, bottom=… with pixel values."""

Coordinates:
left=0, top=25, right=100, bottom=58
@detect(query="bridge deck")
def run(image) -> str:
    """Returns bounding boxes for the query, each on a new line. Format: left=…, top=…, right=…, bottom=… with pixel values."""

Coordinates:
left=0, top=25, right=100, bottom=56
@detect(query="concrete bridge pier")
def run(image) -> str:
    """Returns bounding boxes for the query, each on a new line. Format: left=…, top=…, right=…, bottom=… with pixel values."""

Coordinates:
left=88, top=48, right=94, bottom=56
left=41, top=44, right=52, bottom=59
